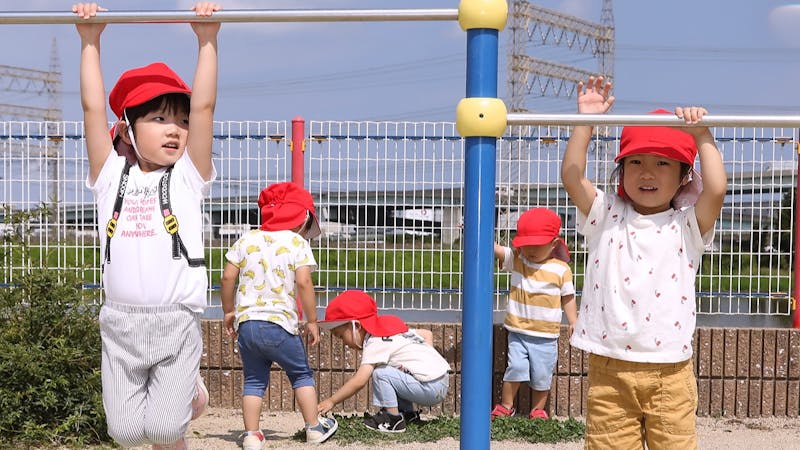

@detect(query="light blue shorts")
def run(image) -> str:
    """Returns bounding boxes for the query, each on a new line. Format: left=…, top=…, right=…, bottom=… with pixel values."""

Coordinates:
left=502, top=332, right=558, bottom=391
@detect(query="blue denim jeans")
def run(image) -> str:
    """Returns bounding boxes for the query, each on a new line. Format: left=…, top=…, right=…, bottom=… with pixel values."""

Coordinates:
left=237, top=320, right=315, bottom=397
left=370, top=365, right=449, bottom=411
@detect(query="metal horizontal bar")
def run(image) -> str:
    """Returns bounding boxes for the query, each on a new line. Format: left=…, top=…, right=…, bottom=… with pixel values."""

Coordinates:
left=0, top=9, right=459, bottom=24
left=507, top=113, right=800, bottom=128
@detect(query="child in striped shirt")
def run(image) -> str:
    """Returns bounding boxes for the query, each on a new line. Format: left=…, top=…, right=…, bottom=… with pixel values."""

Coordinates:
left=490, top=208, right=577, bottom=420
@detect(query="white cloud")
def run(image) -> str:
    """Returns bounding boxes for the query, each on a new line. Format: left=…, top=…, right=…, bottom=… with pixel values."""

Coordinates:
left=768, top=5, right=800, bottom=47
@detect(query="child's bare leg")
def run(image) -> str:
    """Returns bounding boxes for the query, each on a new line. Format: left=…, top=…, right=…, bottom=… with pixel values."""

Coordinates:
left=531, top=389, right=548, bottom=411
left=294, top=385, right=321, bottom=426
left=242, top=395, right=263, bottom=431
left=501, top=381, right=521, bottom=409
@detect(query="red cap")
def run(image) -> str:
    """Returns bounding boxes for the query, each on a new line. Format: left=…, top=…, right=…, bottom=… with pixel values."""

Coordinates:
left=615, top=109, right=697, bottom=165
left=108, top=62, right=191, bottom=119
left=615, top=109, right=703, bottom=207
left=512, top=208, right=570, bottom=263
left=318, top=290, right=408, bottom=337
left=258, top=182, right=321, bottom=239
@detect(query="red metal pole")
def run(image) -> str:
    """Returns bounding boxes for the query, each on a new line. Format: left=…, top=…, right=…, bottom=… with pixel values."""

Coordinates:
left=291, top=116, right=305, bottom=187
left=290, top=116, right=307, bottom=320
left=794, top=131, right=800, bottom=328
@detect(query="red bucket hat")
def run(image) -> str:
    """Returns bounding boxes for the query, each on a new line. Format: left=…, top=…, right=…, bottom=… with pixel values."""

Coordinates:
left=615, top=109, right=703, bottom=208
left=318, top=290, right=408, bottom=337
left=511, top=208, right=570, bottom=263
left=258, top=182, right=321, bottom=239
left=109, top=62, right=191, bottom=119
left=108, top=62, right=191, bottom=157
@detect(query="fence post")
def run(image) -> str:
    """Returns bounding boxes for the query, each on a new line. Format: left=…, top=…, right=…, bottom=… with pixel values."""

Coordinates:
left=291, top=116, right=305, bottom=187
left=794, top=130, right=799, bottom=328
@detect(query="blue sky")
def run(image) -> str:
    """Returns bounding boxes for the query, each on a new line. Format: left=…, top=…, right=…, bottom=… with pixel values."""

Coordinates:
left=2, top=0, right=800, bottom=122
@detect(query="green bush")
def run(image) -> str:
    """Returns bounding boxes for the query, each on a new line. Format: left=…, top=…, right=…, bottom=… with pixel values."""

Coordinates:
left=0, top=268, right=108, bottom=448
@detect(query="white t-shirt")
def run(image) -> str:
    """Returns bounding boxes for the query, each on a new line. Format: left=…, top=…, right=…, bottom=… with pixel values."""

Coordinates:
left=569, top=189, right=714, bottom=363
left=360, top=329, right=451, bottom=382
left=88, top=152, right=215, bottom=312
left=225, top=229, right=317, bottom=335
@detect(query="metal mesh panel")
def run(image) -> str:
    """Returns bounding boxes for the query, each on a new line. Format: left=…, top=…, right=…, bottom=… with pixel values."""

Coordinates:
left=1, top=119, right=795, bottom=321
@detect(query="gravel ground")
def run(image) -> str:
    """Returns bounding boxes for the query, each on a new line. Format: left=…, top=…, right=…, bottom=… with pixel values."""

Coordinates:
left=181, top=407, right=800, bottom=450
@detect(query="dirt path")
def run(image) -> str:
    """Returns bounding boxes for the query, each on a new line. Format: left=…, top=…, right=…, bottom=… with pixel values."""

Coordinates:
left=183, top=408, right=800, bottom=449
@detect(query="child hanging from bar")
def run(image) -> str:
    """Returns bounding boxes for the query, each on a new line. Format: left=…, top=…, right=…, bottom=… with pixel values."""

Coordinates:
left=562, top=76, right=727, bottom=449
left=73, top=3, right=221, bottom=449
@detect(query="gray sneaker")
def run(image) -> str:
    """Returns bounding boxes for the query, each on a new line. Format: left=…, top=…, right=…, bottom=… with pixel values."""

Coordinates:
left=306, top=416, right=338, bottom=444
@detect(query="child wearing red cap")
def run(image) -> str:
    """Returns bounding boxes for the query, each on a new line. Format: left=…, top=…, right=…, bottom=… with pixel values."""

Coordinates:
left=490, top=208, right=577, bottom=421
left=562, top=77, right=727, bottom=449
left=73, top=3, right=221, bottom=449
left=317, top=290, right=451, bottom=433
left=220, top=182, right=337, bottom=447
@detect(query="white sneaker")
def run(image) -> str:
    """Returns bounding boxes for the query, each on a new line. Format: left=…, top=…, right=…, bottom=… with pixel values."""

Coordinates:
left=241, top=430, right=265, bottom=450
left=306, top=416, right=338, bottom=444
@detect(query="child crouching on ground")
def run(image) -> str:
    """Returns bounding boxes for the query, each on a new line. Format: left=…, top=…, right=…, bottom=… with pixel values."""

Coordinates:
left=317, top=290, right=451, bottom=433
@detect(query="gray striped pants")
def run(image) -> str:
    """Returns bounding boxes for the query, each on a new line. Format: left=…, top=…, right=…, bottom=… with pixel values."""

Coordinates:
left=99, top=302, right=202, bottom=448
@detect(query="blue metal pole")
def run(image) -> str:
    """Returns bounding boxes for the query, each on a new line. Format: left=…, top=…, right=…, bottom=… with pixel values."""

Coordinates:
left=460, top=28, right=498, bottom=450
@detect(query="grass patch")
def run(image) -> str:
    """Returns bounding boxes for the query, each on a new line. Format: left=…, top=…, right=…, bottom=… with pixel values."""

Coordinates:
left=291, top=414, right=585, bottom=445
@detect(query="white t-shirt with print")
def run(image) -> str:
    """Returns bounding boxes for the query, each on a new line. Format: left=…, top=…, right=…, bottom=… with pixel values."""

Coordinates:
left=225, top=229, right=317, bottom=335
left=569, top=189, right=714, bottom=363
left=360, top=329, right=451, bottom=382
left=88, top=152, right=215, bottom=312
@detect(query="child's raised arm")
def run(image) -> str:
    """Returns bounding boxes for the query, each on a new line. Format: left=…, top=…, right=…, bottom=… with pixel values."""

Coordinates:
left=73, top=3, right=112, bottom=182
left=186, top=2, right=221, bottom=181
left=561, top=76, right=614, bottom=216
left=674, top=107, right=727, bottom=235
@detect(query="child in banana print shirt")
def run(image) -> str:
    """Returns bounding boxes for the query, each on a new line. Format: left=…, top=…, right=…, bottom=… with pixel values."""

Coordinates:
left=221, top=182, right=338, bottom=446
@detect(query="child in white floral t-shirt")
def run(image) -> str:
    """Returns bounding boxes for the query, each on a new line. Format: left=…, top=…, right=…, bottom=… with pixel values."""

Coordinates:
left=562, top=76, right=727, bottom=449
